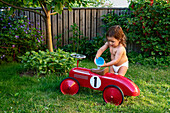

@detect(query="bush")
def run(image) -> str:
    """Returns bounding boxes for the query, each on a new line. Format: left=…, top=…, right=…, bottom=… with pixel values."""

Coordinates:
left=56, top=23, right=88, bottom=54
left=0, top=11, right=45, bottom=64
left=102, top=0, right=169, bottom=66
left=128, top=51, right=170, bottom=66
left=56, top=23, right=110, bottom=61
left=84, top=35, right=110, bottom=61
left=128, top=0, right=169, bottom=57
left=19, top=49, right=76, bottom=76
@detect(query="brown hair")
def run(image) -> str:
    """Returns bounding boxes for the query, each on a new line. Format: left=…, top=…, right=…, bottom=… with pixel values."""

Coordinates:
left=106, top=25, right=127, bottom=47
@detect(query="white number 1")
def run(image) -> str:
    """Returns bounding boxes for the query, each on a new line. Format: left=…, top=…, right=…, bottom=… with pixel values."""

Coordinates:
left=90, top=76, right=101, bottom=88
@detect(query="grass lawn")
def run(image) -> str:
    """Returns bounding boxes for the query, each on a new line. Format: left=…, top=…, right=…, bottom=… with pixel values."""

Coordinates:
left=0, top=60, right=169, bottom=112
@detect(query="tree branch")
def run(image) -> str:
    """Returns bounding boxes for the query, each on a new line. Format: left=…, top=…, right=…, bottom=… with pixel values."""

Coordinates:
left=50, top=12, right=57, bottom=15
left=49, top=6, right=57, bottom=15
left=39, top=0, right=47, bottom=16
left=0, top=0, right=45, bottom=20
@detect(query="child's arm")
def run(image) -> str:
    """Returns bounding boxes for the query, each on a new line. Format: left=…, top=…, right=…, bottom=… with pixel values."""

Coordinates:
left=94, top=42, right=108, bottom=64
left=95, top=42, right=108, bottom=58
left=101, top=47, right=124, bottom=67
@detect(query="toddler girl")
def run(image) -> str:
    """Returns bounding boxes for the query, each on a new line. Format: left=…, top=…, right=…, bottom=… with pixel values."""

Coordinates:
left=94, top=25, right=128, bottom=76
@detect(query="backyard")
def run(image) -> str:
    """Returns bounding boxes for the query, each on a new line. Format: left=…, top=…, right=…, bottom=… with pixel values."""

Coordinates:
left=0, top=0, right=169, bottom=112
left=0, top=60, right=169, bottom=112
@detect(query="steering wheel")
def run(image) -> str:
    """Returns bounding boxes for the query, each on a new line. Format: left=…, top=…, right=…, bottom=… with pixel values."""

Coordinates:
left=71, top=53, right=86, bottom=59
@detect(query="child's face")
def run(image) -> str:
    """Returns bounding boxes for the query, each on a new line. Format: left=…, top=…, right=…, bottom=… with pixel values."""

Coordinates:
left=107, top=37, right=120, bottom=47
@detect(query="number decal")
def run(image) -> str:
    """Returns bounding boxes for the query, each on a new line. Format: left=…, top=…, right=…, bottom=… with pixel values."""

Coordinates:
left=90, top=76, right=101, bottom=88
left=94, top=77, right=97, bottom=87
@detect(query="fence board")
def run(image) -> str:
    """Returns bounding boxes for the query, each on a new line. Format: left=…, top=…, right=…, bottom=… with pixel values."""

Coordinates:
left=24, top=10, right=27, bottom=17
left=92, top=9, right=96, bottom=38
left=52, top=10, right=57, bottom=48
left=40, top=10, right=46, bottom=42
left=80, top=9, right=85, bottom=39
left=8, top=7, right=140, bottom=52
left=63, top=10, right=68, bottom=45
left=96, top=9, right=100, bottom=35
left=100, top=10, right=108, bottom=35
left=97, top=9, right=104, bottom=36
left=86, top=9, right=91, bottom=40
left=30, top=11, right=35, bottom=28
left=69, top=10, right=73, bottom=43
left=74, top=9, right=79, bottom=28
left=58, top=12, right=63, bottom=46
left=35, top=12, right=40, bottom=29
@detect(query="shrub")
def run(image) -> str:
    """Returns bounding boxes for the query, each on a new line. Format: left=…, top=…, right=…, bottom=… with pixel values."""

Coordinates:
left=84, top=35, right=110, bottom=61
left=56, top=23, right=110, bottom=61
left=102, top=0, right=169, bottom=66
left=0, top=11, right=45, bottom=64
left=57, top=23, right=89, bottom=53
left=128, top=0, right=169, bottom=57
left=19, top=49, right=76, bottom=76
left=127, top=51, right=170, bottom=66
left=56, top=23, right=88, bottom=54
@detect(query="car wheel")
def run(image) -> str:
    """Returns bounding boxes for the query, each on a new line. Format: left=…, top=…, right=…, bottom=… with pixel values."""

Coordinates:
left=103, top=85, right=124, bottom=105
left=60, top=77, right=80, bottom=95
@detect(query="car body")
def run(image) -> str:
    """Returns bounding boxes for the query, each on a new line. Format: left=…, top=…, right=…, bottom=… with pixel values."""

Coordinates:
left=60, top=54, right=140, bottom=105
left=60, top=67, right=140, bottom=105
left=69, top=67, right=140, bottom=96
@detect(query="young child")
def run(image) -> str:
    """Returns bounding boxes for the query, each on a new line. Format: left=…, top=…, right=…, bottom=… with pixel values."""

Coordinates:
left=94, top=25, right=128, bottom=76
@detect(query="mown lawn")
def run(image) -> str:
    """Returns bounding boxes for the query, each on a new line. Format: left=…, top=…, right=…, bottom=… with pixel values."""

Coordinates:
left=0, top=60, right=169, bottom=112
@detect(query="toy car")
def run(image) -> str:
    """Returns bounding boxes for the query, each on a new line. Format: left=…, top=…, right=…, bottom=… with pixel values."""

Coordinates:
left=60, top=54, right=140, bottom=105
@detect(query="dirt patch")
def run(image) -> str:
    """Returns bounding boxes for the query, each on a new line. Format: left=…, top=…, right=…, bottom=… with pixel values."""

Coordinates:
left=20, top=70, right=35, bottom=77
left=20, top=70, right=46, bottom=77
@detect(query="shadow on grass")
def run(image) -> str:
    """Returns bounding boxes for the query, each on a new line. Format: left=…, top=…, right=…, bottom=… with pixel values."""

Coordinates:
left=0, top=62, right=169, bottom=112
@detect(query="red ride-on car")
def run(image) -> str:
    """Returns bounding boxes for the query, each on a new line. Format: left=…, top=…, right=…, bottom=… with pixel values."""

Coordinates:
left=60, top=54, right=140, bottom=105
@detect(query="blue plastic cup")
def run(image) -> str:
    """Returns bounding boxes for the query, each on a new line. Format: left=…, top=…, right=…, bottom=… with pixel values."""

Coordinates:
left=95, top=57, right=104, bottom=66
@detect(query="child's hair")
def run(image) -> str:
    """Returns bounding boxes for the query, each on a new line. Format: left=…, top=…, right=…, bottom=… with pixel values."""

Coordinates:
left=106, top=25, right=127, bottom=47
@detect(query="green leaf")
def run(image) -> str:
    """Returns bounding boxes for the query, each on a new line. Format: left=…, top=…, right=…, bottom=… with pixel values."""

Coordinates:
left=151, top=51, right=155, bottom=56
left=159, top=52, right=162, bottom=55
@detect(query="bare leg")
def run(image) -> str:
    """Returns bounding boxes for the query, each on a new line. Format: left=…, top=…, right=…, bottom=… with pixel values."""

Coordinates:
left=118, top=66, right=128, bottom=76
left=109, top=66, right=115, bottom=73
left=104, top=67, right=109, bottom=73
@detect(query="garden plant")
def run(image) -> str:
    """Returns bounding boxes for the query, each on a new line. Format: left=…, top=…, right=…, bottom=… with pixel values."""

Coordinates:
left=19, top=49, right=76, bottom=76
left=56, top=23, right=88, bottom=54
left=56, top=23, right=111, bottom=61
left=0, top=11, right=45, bottom=64
left=0, top=0, right=109, bottom=52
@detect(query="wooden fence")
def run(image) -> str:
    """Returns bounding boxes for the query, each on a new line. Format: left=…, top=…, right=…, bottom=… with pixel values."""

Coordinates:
left=13, top=7, right=139, bottom=52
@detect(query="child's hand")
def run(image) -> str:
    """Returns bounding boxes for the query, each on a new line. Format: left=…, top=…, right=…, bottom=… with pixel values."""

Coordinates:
left=100, top=61, right=107, bottom=67
left=94, top=56, right=98, bottom=65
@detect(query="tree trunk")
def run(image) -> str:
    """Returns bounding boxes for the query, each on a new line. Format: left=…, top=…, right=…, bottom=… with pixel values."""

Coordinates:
left=46, top=11, right=53, bottom=52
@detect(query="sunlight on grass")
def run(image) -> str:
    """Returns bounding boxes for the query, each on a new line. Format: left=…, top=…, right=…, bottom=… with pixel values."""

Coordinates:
left=0, top=61, right=169, bottom=112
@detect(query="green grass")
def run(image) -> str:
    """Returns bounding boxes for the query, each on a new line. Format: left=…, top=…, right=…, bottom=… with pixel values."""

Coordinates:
left=0, top=61, right=169, bottom=112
